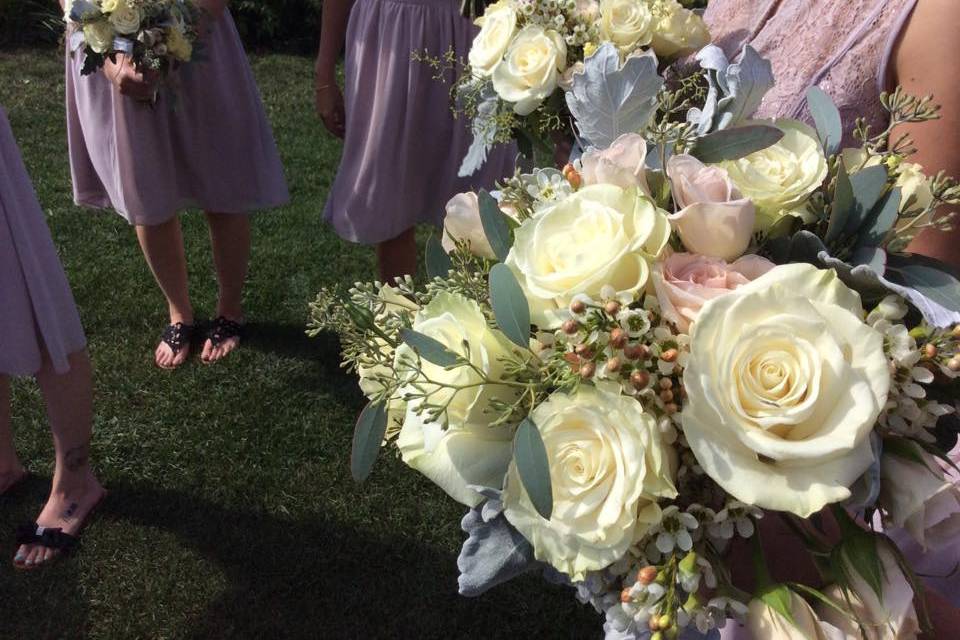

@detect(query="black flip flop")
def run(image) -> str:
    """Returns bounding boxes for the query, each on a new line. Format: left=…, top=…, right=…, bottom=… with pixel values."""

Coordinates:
left=13, top=490, right=107, bottom=571
left=158, top=321, right=196, bottom=369
left=202, top=316, right=245, bottom=363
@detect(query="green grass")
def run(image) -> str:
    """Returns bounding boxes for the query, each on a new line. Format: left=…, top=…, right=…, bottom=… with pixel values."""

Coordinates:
left=0, top=49, right=600, bottom=639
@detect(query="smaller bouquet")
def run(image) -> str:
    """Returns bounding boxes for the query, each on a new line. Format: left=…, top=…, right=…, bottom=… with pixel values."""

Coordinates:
left=444, top=0, right=710, bottom=175
left=67, top=0, right=200, bottom=78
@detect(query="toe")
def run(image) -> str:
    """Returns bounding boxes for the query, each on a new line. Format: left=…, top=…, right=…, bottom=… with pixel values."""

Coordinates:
left=13, top=545, right=28, bottom=566
left=201, top=339, right=214, bottom=363
left=40, top=547, right=57, bottom=565
left=23, top=546, right=42, bottom=568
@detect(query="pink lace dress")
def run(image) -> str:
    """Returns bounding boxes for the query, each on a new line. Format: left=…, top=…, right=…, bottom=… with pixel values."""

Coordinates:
left=701, top=0, right=960, bottom=633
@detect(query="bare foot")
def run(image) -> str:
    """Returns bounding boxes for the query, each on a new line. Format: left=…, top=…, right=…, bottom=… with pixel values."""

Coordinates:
left=201, top=315, right=244, bottom=365
left=155, top=321, right=194, bottom=370
left=13, top=472, right=106, bottom=569
left=0, top=465, right=28, bottom=495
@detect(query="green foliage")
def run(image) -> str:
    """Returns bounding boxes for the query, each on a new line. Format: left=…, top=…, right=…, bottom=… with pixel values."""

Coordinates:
left=689, top=124, right=784, bottom=163
left=351, top=401, right=388, bottom=482
left=231, top=0, right=323, bottom=52
left=0, top=0, right=61, bottom=47
left=489, top=264, right=530, bottom=349
left=513, top=418, right=553, bottom=520
left=478, top=189, right=513, bottom=262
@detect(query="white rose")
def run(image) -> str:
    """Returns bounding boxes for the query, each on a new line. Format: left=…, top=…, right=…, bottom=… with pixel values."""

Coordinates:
left=719, top=119, right=828, bottom=231
left=503, top=385, right=677, bottom=580
left=357, top=285, right=419, bottom=400
left=108, top=4, right=142, bottom=35
left=579, top=133, right=652, bottom=194
left=880, top=447, right=960, bottom=551
left=649, top=0, right=711, bottom=59
left=682, top=264, right=890, bottom=517
left=818, top=545, right=920, bottom=640
left=492, top=26, right=567, bottom=116
left=441, top=192, right=496, bottom=259
left=505, top=184, right=670, bottom=328
left=83, top=19, right=115, bottom=54
left=748, top=589, right=846, bottom=640
left=468, top=0, right=518, bottom=77
left=394, top=292, right=521, bottom=506
left=600, top=0, right=654, bottom=52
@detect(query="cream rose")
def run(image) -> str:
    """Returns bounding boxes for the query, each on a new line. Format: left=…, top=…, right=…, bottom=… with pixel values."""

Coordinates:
left=83, top=19, right=115, bottom=54
left=817, top=545, right=920, bottom=640
left=748, top=589, right=845, bottom=640
left=649, top=0, right=711, bottom=59
left=99, top=0, right=124, bottom=12
left=719, top=119, right=828, bottom=231
left=440, top=192, right=496, bottom=259
left=652, top=253, right=775, bottom=333
left=108, top=4, right=142, bottom=35
left=667, top=154, right=756, bottom=260
left=394, top=292, right=521, bottom=506
left=502, top=385, right=677, bottom=580
left=505, top=184, right=670, bottom=328
left=880, top=447, right=960, bottom=551
left=492, top=26, right=567, bottom=116
left=600, top=0, right=654, bottom=52
left=468, top=0, right=518, bottom=77
left=682, top=264, right=890, bottom=517
left=579, top=133, right=651, bottom=194
left=357, top=285, right=419, bottom=400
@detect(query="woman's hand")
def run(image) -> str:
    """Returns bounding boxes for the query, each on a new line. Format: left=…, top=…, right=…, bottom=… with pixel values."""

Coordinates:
left=315, top=77, right=346, bottom=139
left=103, top=55, right=159, bottom=102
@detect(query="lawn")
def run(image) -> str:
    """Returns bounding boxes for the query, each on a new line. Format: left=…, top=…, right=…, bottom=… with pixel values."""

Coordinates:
left=0, top=48, right=599, bottom=638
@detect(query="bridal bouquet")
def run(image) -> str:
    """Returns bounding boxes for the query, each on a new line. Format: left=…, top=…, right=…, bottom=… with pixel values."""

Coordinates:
left=67, top=0, right=200, bottom=77
left=447, top=0, right=710, bottom=176
left=311, top=42, right=960, bottom=639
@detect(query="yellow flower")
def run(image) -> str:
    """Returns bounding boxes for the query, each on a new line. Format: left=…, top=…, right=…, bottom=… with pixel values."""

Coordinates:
left=166, top=25, right=193, bottom=62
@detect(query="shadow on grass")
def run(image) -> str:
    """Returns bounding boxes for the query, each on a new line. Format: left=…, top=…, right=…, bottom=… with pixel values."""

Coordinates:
left=89, top=481, right=598, bottom=639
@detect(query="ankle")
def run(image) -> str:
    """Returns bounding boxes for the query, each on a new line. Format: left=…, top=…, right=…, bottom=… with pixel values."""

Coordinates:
left=169, top=308, right=194, bottom=325
left=216, top=298, right=244, bottom=321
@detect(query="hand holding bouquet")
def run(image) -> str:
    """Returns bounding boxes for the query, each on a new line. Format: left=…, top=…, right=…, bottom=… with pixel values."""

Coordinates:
left=67, top=0, right=200, bottom=79
left=312, top=39, right=960, bottom=639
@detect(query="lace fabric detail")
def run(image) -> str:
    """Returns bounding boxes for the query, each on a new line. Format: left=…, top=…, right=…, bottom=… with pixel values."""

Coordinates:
left=703, top=0, right=917, bottom=144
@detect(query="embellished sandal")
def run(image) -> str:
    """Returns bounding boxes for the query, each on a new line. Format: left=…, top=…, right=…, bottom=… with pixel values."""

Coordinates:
left=158, top=321, right=195, bottom=369
left=202, top=316, right=245, bottom=363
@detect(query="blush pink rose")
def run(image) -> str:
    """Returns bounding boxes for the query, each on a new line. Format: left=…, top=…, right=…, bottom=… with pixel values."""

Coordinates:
left=652, top=253, right=775, bottom=333
left=666, top=154, right=755, bottom=261
left=579, top=133, right=651, bottom=195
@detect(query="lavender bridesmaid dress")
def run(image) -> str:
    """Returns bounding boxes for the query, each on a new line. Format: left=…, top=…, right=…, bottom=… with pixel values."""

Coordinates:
left=0, top=107, right=86, bottom=376
left=323, top=0, right=516, bottom=244
left=701, top=1, right=960, bottom=635
left=65, top=10, right=289, bottom=226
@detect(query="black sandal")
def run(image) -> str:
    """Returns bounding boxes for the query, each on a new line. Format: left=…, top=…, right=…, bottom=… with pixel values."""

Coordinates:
left=158, top=321, right=195, bottom=369
left=203, top=316, right=245, bottom=362
left=14, top=523, right=80, bottom=569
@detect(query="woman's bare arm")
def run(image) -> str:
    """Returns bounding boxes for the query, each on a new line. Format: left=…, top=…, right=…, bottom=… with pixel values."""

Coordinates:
left=314, top=0, right=355, bottom=138
left=893, top=0, right=960, bottom=270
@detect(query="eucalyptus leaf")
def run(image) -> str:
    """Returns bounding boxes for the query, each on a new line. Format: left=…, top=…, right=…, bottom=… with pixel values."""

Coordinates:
left=351, top=401, right=388, bottom=483
left=565, top=43, right=663, bottom=148
left=857, top=187, right=901, bottom=249
left=425, top=233, right=453, bottom=279
left=849, top=246, right=887, bottom=273
left=399, top=328, right=460, bottom=367
left=489, top=264, right=531, bottom=348
left=514, top=418, right=553, bottom=520
left=843, top=165, right=889, bottom=236
left=478, top=190, right=512, bottom=262
left=825, top=161, right=853, bottom=245
left=806, top=86, right=843, bottom=156
left=689, top=124, right=783, bottom=163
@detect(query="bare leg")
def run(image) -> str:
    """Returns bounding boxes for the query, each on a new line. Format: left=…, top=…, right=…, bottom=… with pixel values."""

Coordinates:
left=136, top=217, right=194, bottom=368
left=376, top=227, right=417, bottom=285
left=0, top=376, right=27, bottom=493
left=202, top=212, right=250, bottom=363
left=14, top=351, right=105, bottom=568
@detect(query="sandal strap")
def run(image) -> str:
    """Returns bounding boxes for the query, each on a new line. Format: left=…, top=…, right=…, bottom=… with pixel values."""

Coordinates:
left=15, top=522, right=79, bottom=552
left=207, top=316, right=245, bottom=347
left=161, top=322, right=195, bottom=355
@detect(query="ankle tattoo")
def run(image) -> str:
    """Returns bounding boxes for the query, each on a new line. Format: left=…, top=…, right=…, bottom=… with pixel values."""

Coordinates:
left=62, top=501, right=79, bottom=520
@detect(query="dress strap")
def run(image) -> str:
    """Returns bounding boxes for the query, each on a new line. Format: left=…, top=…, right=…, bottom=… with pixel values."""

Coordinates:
left=787, top=0, right=893, bottom=118
left=877, top=0, right=919, bottom=93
